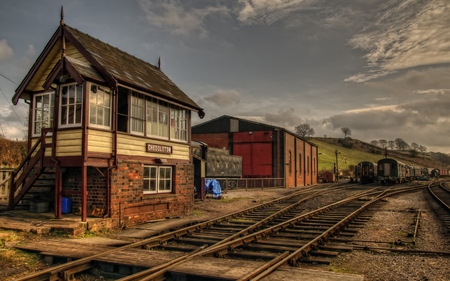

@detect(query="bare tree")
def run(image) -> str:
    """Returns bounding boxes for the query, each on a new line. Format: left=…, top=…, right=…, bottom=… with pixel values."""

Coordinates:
left=370, top=140, right=379, bottom=146
left=419, top=145, right=427, bottom=152
left=379, top=139, right=387, bottom=149
left=341, top=127, right=351, bottom=138
left=295, top=124, right=315, bottom=137
left=388, top=140, right=395, bottom=150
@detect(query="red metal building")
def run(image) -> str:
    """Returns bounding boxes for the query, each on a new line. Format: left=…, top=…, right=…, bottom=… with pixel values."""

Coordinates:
left=192, top=116, right=318, bottom=187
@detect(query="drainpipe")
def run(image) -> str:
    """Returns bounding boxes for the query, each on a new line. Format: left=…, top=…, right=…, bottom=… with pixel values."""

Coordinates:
left=103, top=85, right=118, bottom=218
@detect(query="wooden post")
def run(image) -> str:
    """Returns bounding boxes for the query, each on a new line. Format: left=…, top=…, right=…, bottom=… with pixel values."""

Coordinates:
left=81, top=164, right=87, bottom=222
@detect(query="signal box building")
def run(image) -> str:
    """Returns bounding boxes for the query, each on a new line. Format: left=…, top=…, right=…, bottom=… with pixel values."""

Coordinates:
left=9, top=10, right=204, bottom=228
left=192, top=115, right=318, bottom=187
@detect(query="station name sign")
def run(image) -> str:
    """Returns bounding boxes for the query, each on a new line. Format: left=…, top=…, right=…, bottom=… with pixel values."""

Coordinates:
left=146, top=143, right=172, bottom=154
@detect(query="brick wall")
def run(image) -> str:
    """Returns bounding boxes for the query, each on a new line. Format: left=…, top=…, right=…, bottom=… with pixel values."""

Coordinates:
left=62, top=167, right=107, bottom=215
left=192, top=133, right=229, bottom=149
left=110, top=161, right=194, bottom=228
left=61, top=161, right=194, bottom=228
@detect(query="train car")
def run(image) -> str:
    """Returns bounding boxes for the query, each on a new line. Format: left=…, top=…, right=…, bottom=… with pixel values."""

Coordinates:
left=355, top=161, right=377, bottom=184
left=418, top=167, right=430, bottom=180
left=405, top=165, right=417, bottom=181
left=430, top=168, right=440, bottom=180
left=377, top=158, right=407, bottom=184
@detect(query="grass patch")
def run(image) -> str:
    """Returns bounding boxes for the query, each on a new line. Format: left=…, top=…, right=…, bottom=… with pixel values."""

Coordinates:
left=192, top=209, right=204, bottom=217
left=217, top=196, right=248, bottom=203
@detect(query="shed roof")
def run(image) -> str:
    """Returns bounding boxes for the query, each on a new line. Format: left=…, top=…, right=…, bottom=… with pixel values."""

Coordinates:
left=193, top=115, right=317, bottom=147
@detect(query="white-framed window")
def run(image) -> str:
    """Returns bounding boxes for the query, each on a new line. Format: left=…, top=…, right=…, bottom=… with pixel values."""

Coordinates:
left=120, top=87, right=189, bottom=143
left=60, top=83, right=83, bottom=127
left=89, top=84, right=111, bottom=128
left=131, top=92, right=145, bottom=134
left=146, top=98, right=169, bottom=139
left=143, top=165, right=172, bottom=194
left=33, top=92, right=55, bottom=136
left=170, top=106, right=188, bottom=141
left=157, top=101, right=169, bottom=138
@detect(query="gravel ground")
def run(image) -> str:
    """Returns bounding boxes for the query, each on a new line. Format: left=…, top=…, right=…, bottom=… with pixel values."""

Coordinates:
left=193, top=186, right=450, bottom=281
left=2, top=185, right=450, bottom=281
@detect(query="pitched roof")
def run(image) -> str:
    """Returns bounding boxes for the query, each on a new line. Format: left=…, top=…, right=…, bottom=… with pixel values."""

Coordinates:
left=13, top=24, right=204, bottom=116
left=193, top=115, right=317, bottom=147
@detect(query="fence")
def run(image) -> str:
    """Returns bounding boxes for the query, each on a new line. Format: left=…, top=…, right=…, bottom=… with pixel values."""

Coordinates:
left=214, top=177, right=284, bottom=192
left=0, top=165, right=15, bottom=206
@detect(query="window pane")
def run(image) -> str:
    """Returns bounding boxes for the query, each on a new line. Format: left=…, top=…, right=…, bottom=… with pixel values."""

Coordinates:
left=89, top=83, right=111, bottom=128
left=60, top=84, right=82, bottom=126
left=90, top=106, right=96, bottom=124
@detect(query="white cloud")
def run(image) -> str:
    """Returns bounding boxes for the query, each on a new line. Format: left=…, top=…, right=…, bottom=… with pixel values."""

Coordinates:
left=348, top=0, right=450, bottom=82
left=138, top=0, right=229, bottom=38
left=236, top=0, right=318, bottom=25
left=0, top=39, right=14, bottom=62
left=202, top=89, right=241, bottom=107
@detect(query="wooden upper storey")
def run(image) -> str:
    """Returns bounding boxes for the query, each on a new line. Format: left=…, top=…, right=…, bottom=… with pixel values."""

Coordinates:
left=13, top=21, right=204, bottom=162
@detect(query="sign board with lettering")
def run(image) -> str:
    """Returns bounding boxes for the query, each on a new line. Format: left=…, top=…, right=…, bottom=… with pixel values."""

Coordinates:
left=146, top=143, right=172, bottom=154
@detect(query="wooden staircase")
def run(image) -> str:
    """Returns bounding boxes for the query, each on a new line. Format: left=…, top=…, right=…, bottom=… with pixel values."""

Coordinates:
left=8, top=129, right=56, bottom=211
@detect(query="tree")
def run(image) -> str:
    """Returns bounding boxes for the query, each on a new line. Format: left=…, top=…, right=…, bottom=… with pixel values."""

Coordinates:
left=419, top=145, right=427, bottom=152
left=388, top=141, right=395, bottom=150
left=295, top=124, right=315, bottom=137
left=379, top=139, right=387, bottom=149
left=370, top=140, right=379, bottom=146
left=341, top=127, right=351, bottom=138
left=411, top=142, right=419, bottom=151
left=395, top=138, right=410, bottom=150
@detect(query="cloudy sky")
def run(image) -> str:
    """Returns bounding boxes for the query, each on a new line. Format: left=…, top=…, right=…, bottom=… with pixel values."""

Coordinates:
left=1, top=0, right=450, bottom=153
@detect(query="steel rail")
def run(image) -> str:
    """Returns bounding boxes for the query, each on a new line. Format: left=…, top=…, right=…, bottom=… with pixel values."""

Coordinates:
left=244, top=185, right=426, bottom=281
left=122, top=186, right=385, bottom=281
left=428, top=180, right=450, bottom=210
left=14, top=184, right=340, bottom=281
left=116, top=185, right=362, bottom=281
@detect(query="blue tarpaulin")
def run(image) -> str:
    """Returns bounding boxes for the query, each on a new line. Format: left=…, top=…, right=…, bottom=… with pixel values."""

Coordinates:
left=205, top=179, right=222, bottom=198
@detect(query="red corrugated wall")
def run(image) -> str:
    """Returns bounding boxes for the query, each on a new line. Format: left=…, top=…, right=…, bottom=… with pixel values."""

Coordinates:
left=233, top=131, right=273, bottom=177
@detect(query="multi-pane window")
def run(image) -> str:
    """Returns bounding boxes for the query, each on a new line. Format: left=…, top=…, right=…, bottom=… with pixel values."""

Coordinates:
left=33, top=92, right=54, bottom=135
left=143, top=165, right=172, bottom=194
left=131, top=92, right=145, bottom=134
left=89, top=84, right=111, bottom=128
left=146, top=98, right=169, bottom=138
left=117, top=87, right=190, bottom=142
left=60, top=84, right=83, bottom=126
left=146, top=98, right=158, bottom=136
left=158, top=101, right=169, bottom=138
left=170, top=106, right=188, bottom=141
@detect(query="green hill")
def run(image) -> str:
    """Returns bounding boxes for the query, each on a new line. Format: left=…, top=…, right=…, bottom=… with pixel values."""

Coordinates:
left=308, top=137, right=449, bottom=176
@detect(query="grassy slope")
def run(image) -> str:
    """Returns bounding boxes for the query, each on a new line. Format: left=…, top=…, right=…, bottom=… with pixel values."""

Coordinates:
left=308, top=137, right=445, bottom=174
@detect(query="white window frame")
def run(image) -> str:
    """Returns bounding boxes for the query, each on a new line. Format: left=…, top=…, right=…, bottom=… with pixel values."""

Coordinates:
left=59, top=83, right=83, bottom=128
left=130, top=92, right=145, bottom=135
left=143, top=165, right=173, bottom=194
left=32, top=91, right=55, bottom=136
left=89, top=83, right=111, bottom=129
left=146, top=98, right=169, bottom=140
left=170, top=106, right=188, bottom=142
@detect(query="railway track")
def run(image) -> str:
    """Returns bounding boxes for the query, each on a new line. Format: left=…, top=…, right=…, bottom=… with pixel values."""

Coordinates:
left=428, top=180, right=450, bottom=231
left=14, top=183, right=426, bottom=281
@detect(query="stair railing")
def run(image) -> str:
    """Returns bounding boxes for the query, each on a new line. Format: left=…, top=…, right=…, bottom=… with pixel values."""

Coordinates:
left=7, top=129, right=52, bottom=210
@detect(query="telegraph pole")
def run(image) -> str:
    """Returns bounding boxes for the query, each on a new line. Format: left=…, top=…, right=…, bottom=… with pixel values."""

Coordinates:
left=335, top=149, right=340, bottom=182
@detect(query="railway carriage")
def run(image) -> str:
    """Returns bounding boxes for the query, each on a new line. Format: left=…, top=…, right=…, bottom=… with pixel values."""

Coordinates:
left=377, top=158, right=407, bottom=184
left=355, top=161, right=377, bottom=184
left=418, top=168, right=430, bottom=180
left=405, top=165, right=417, bottom=181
